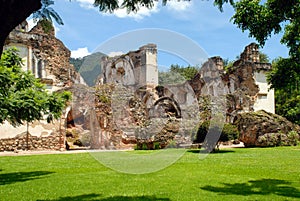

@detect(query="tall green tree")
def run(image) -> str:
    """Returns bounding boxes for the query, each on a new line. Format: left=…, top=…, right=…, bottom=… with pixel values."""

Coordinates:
left=0, top=48, right=71, bottom=126
left=232, top=0, right=299, bottom=57
left=268, top=57, right=300, bottom=124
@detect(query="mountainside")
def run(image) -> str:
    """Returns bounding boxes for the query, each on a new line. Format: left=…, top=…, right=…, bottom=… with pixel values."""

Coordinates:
left=70, top=52, right=106, bottom=86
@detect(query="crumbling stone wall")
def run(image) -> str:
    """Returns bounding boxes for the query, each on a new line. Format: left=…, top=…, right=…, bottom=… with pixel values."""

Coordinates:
left=190, top=43, right=274, bottom=123
left=4, top=20, right=83, bottom=90
left=96, top=45, right=199, bottom=149
left=99, top=44, right=158, bottom=89
left=0, top=133, right=64, bottom=152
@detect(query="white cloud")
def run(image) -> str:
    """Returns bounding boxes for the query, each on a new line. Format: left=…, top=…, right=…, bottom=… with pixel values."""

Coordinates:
left=108, top=51, right=124, bottom=57
left=75, top=0, right=96, bottom=10
left=27, top=18, right=60, bottom=34
left=109, top=3, right=159, bottom=20
left=27, top=18, right=36, bottom=31
left=166, top=1, right=193, bottom=12
left=71, top=47, right=91, bottom=58
left=75, top=0, right=159, bottom=20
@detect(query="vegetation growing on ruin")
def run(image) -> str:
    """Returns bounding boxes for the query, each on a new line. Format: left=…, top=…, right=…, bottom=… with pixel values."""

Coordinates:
left=39, top=19, right=54, bottom=34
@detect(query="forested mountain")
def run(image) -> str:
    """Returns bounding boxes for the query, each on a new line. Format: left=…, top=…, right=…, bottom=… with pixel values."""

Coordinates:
left=70, top=52, right=106, bottom=86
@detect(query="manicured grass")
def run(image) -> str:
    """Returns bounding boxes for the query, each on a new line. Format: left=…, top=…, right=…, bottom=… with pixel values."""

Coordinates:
left=0, top=147, right=300, bottom=201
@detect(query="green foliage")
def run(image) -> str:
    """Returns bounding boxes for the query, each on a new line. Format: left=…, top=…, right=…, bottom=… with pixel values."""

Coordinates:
left=158, top=64, right=198, bottom=85
left=214, top=0, right=235, bottom=11
left=274, top=90, right=300, bottom=125
left=259, top=51, right=269, bottom=63
left=95, top=84, right=113, bottom=104
left=221, top=123, right=240, bottom=142
left=39, top=19, right=54, bottom=34
left=93, top=0, right=189, bottom=13
left=170, top=64, right=199, bottom=80
left=287, top=130, right=300, bottom=146
left=268, top=57, right=300, bottom=92
left=0, top=48, right=70, bottom=126
left=232, top=0, right=299, bottom=59
left=257, top=131, right=299, bottom=147
left=158, top=70, right=186, bottom=85
left=267, top=58, right=300, bottom=125
left=194, top=121, right=239, bottom=144
left=153, top=142, right=161, bottom=149
left=223, top=59, right=234, bottom=72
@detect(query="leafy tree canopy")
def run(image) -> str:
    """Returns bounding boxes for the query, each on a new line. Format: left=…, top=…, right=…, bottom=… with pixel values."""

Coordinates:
left=158, top=64, right=198, bottom=85
left=232, top=0, right=299, bottom=59
left=267, top=57, right=300, bottom=125
left=0, top=48, right=71, bottom=126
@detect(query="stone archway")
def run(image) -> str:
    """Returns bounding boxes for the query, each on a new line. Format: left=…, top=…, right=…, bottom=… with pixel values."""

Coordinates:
left=153, top=97, right=182, bottom=118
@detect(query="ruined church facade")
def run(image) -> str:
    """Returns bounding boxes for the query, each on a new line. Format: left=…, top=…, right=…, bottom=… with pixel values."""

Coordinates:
left=99, top=43, right=275, bottom=122
left=99, top=44, right=158, bottom=89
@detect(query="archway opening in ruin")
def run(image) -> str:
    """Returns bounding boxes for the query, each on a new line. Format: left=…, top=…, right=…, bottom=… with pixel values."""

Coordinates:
left=153, top=97, right=182, bottom=118
left=65, top=108, right=91, bottom=150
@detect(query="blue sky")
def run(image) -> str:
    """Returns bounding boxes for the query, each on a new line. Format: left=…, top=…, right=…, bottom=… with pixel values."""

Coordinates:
left=29, top=0, right=289, bottom=67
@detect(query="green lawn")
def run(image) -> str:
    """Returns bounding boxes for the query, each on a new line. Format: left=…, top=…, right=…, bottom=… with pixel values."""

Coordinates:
left=0, top=147, right=300, bottom=201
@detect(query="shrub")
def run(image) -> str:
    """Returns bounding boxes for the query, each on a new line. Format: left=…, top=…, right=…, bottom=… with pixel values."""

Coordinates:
left=80, top=132, right=91, bottom=147
left=257, top=133, right=279, bottom=147
left=287, top=131, right=299, bottom=146
left=257, top=131, right=299, bottom=147
left=154, top=142, right=161, bottom=150
left=193, top=121, right=239, bottom=144
left=220, top=123, right=239, bottom=142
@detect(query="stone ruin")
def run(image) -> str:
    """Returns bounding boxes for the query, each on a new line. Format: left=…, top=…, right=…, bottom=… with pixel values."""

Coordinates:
left=66, top=43, right=277, bottom=150
left=190, top=43, right=275, bottom=122
left=67, top=44, right=199, bottom=150
left=0, top=23, right=284, bottom=151
left=4, top=20, right=84, bottom=89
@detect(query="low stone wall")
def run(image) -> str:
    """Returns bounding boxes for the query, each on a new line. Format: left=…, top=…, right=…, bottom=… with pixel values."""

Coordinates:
left=0, top=133, right=65, bottom=152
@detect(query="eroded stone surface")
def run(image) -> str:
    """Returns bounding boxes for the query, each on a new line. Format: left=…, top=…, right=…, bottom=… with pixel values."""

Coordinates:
left=234, top=110, right=300, bottom=147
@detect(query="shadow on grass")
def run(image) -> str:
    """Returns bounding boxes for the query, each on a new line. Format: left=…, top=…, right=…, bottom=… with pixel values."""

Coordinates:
left=187, top=149, right=235, bottom=154
left=100, top=195, right=170, bottom=201
left=37, top=194, right=170, bottom=201
left=201, top=179, right=300, bottom=198
left=0, top=171, right=53, bottom=185
left=37, top=194, right=101, bottom=201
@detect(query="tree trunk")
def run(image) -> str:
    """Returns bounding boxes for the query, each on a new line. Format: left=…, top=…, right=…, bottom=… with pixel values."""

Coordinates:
left=0, top=0, right=42, bottom=56
left=26, top=121, right=29, bottom=150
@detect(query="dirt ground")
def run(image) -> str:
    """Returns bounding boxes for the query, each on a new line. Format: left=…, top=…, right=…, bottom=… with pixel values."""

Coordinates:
left=0, top=142, right=244, bottom=157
